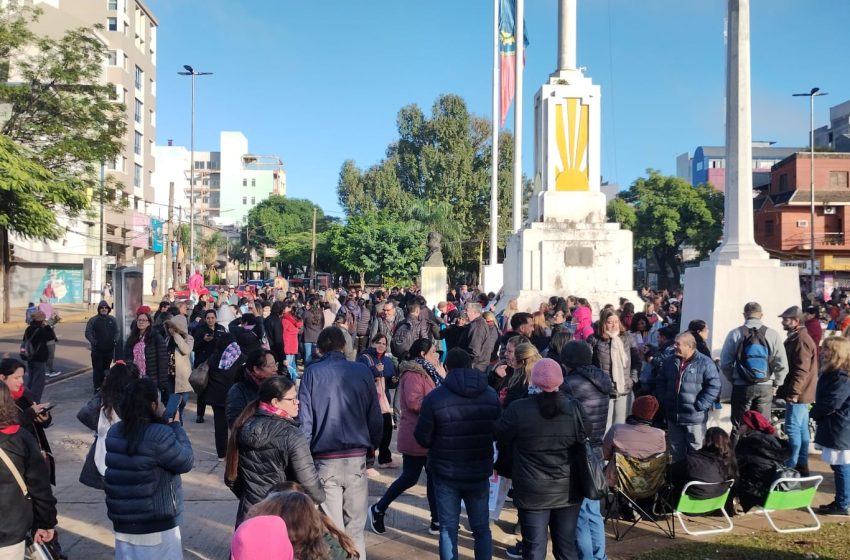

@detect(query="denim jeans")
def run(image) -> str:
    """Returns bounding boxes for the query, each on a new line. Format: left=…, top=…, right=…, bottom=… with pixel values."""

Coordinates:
left=315, top=456, right=368, bottom=560
left=375, top=454, right=438, bottom=523
left=304, top=342, right=315, bottom=365
left=832, top=464, right=850, bottom=510
left=285, top=354, right=298, bottom=381
left=784, top=402, right=810, bottom=469
left=668, top=421, right=706, bottom=463
left=575, top=498, right=607, bottom=560
left=519, top=504, right=581, bottom=560
left=433, top=475, right=491, bottom=560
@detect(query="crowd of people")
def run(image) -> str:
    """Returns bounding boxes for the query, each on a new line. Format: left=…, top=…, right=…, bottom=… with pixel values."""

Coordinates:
left=4, top=280, right=850, bottom=560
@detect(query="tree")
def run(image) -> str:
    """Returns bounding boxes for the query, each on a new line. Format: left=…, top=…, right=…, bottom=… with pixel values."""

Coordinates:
left=243, top=196, right=330, bottom=252
left=610, top=170, right=723, bottom=289
left=199, top=230, right=226, bottom=282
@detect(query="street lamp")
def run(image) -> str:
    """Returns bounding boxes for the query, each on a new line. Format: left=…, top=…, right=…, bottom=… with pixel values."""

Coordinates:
left=793, top=87, right=828, bottom=293
left=178, top=64, right=213, bottom=276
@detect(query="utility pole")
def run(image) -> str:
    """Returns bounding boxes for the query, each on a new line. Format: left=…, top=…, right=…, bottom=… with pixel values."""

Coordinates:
left=0, top=227, right=9, bottom=323
left=168, top=182, right=176, bottom=289
left=309, top=207, right=317, bottom=289
left=176, top=206, right=183, bottom=286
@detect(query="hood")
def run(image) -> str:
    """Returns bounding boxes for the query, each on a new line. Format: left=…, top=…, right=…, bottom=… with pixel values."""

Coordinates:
left=574, top=306, right=592, bottom=326
left=443, top=368, right=489, bottom=398
left=571, top=364, right=613, bottom=395
left=400, top=360, right=428, bottom=377
left=165, top=314, right=188, bottom=336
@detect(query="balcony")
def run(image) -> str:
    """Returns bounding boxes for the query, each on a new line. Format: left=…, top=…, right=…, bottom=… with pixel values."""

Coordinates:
left=785, top=231, right=846, bottom=250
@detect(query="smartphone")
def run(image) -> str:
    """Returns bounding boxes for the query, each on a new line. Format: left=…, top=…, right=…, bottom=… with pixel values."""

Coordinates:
left=41, top=404, right=56, bottom=413
left=163, top=394, right=182, bottom=421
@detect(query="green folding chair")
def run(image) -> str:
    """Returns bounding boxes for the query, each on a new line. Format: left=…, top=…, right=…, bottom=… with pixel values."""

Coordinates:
left=758, top=475, right=823, bottom=533
left=674, top=479, right=735, bottom=536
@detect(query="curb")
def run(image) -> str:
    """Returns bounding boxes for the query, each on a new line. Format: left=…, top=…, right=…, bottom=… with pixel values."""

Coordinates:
left=47, top=366, right=91, bottom=386
left=0, top=313, right=90, bottom=334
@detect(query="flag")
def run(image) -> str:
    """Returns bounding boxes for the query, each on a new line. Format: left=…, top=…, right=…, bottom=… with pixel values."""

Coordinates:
left=499, top=0, right=529, bottom=127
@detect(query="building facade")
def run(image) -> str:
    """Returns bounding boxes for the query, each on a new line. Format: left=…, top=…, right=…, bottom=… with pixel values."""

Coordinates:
left=814, top=99, right=850, bottom=153
left=677, top=142, right=800, bottom=191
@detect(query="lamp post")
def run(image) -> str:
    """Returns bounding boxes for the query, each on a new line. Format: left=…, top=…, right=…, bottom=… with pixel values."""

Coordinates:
left=793, top=87, right=827, bottom=293
left=178, top=65, right=213, bottom=276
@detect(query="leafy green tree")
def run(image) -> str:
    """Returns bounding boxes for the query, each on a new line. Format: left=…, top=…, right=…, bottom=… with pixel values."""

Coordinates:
left=606, top=197, right=637, bottom=231
left=243, top=196, right=331, bottom=253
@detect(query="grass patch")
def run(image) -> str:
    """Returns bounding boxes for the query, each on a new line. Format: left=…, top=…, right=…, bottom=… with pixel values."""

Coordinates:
left=634, top=522, right=849, bottom=560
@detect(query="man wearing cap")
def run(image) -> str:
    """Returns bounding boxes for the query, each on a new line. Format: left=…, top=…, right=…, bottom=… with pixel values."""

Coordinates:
left=719, top=302, right=789, bottom=433
left=777, top=306, right=817, bottom=476
left=657, top=332, right=721, bottom=462
left=85, top=300, right=119, bottom=393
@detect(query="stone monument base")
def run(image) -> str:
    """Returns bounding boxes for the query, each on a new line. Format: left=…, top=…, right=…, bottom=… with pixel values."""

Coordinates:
left=483, top=264, right=503, bottom=295
left=420, top=266, right=448, bottom=312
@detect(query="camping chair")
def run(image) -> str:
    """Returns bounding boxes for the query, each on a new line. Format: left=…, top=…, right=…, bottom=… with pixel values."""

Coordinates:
left=604, top=451, right=674, bottom=540
left=673, top=479, right=735, bottom=536
left=757, top=475, right=823, bottom=533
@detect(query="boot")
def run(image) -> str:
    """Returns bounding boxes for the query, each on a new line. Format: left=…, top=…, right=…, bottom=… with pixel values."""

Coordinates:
left=797, top=464, right=810, bottom=477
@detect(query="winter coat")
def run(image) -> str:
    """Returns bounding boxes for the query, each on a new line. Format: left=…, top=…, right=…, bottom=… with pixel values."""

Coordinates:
left=165, top=315, right=194, bottom=394
left=414, top=367, right=501, bottom=482
left=672, top=448, right=732, bottom=500
left=356, top=305, right=372, bottom=337
left=15, top=389, right=54, bottom=485
left=396, top=361, right=437, bottom=456
left=358, top=349, right=396, bottom=415
left=193, top=323, right=227, bottom=367
left=735, top=430, right=790, bottom=511
left=778, top=328, right=817, bottom=404
left=459, top=316, right=498, bottom=372
left=282, top=313, right=302, bottom=355
left=226, top=372, right=261, bottom=428
left=562, top=364, right=612, bottom=447
left=230, top=409, right=325, bottom=524
left=494, top=392, right=587, bottom=509
left=104, top=421, right=194, bottom=534
left=369, top=311, right=403, bottom=341
left=85, top=313, right=119, bottom=353
left=0, top=429, right=57, bottom=547
left=124, top=329, right=169, bottom=396
left=719, top=319, right=789, bottom=387
left=204, top=338, right=244, bottom=408
left=264, top=313, right=285, bottom=362
left=298, top=352, right=383, bottom=457
left=656, top=351, right=721, bottom=426
left=573, top=307, right=594, bottom=341
left=21, top=323, right=56, bottom=363
left=811, top=368, right=850, bottom=450
left=391, top=315, right=431, bottom=360
left=233, top=326, right=264, bottom=356
left=587, top=333, right=640, bottom=396
left=805, top=317, right=823, bottom=348
left=302, top=309, right=325, bottom=344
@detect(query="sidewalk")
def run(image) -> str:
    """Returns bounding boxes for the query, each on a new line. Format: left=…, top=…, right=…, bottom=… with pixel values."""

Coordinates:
left=0, top=295, right=169, bottom=334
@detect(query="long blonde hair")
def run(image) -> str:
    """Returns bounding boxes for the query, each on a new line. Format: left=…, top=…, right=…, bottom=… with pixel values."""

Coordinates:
left=509, top=342, right=542, bottom=389
left=823, top=336, right=850, bottom=373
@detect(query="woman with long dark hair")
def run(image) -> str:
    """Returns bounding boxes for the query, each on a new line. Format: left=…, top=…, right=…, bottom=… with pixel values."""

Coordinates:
left=124, top=306, right=170, bottom=402
left=226, top=349, right=278, bottom=427
left=359, top=334, right=398, bottom=470
left=495, top=358, right=588, bottom=560
left=104, top=378, right=193, bottom=558
left=673, top=427, right=738, bottom=500
left=687, top=319, right=713, bottom=358
left=225, top=376, right=324, bottom=525
left=303, top=297, right=325, bottom=366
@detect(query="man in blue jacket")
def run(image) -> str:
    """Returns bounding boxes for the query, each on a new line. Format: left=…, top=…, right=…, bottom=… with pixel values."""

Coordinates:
left=298, top=326, right=382, bottom=560
left=656, top=332, right=721, bottom=462
left=414, top=348, right=501, bottom=560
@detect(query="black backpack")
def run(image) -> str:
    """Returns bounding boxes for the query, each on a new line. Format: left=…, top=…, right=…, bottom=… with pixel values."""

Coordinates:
left=736, top=325, right=770, bottom=383
left=391, top=320, right=415, bottom=360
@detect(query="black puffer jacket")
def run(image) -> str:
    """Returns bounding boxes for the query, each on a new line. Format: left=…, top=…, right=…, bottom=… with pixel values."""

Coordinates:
left=494, top=392, right=588, bottom=509
left=672, top=449, right=732, bottom=500
left=0, top=430, right=56, bottom=547
left=104, top=421, right=194, bottom=534
left=226, top=372, right=260, bottom=427
left=587, top=334, right=640, bottom=396
left=124, top=331, right=169, bottom=396
left=230, top=409, right=325, bottom=524
left=735, top=430, right=790, bottom=511
left=562, top=364, right=612, bottom=448
left=414, top=367, right=500, bottom=482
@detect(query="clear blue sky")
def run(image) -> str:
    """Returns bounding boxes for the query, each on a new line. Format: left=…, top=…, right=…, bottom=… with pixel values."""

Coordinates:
left=148, top=0, right=850, bottom=217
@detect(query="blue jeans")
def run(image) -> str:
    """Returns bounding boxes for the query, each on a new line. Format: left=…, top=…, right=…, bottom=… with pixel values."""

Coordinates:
left=785, top=402, right=810, bottom=468
left=832, top=464, right=850, bottom=510
left=667, top=421, right=706, bottom=463
left=285, top=354, right=297, bottom=381
left=433, top=475, right=491, bottom=560
left=519, top=505, right=581, bottom=560
left=375, top=454, right=438, bottom=523
left=575, top=498, right=606, bottom=560
left=304, top=342, right=315, bottom=365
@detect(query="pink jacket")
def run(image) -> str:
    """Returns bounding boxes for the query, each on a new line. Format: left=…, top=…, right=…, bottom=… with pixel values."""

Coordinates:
left=574, top=306, right=594, bottom=341
left=396, top=361, right=437, bottom=457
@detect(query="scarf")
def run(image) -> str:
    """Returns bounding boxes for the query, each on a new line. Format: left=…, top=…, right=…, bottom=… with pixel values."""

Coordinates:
left=415, top=357, right=442, bottom=387
left=608, top=333, right=628, bottom=396
left=259, top=401, right=289, bottom=418
left=10, top=384, right=25, bottom=401
left=0, top=425, right=19, bottom=434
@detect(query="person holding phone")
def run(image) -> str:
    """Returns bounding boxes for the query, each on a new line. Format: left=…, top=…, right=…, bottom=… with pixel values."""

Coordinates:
left=193, top=310, right=227, bottom=423
left=105, top=378, right=194, bottom=559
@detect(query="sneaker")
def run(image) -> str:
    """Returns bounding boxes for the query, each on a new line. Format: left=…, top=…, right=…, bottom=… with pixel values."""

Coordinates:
left=369, top=504, right=386, bottom=534
left=817, top=501, right=849, bottom=516
left=428, top=521, right=440, bottom=535
left=45, top=371, right=62, bottom=378
left=505, top=541, right=524, bottom=559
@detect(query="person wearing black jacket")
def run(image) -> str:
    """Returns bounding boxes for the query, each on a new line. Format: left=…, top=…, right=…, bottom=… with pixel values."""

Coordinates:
left=495, top=358, right=588, bottom=560
left=124, top=307, right=170, bottom=403
left=193, top=310, right=228, bottom=424
left=226, top=350, right=278, bottom=428
left=734, top=410, right=790, bottom=512
left=225, top=376, right=324, bottom=525
left=415, top=348, right=500, bottom=560
left=672, top=427, right=737, bottom=501
left=20, top=311, right=56, bottom=403
left=560, top=341, right=612, bottom=560
left=85, top=300, right=119, bottom=393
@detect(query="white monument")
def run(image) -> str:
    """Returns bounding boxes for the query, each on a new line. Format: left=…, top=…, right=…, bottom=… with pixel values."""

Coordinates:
left=681, top=0, right=799, bottom=370
left=420, top=232, right=448, bottom=312
left=500, top=0, right=636, bottom=312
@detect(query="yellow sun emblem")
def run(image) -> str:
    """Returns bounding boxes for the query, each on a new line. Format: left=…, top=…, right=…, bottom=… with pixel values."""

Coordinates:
left=554, top=98, right=589, bottom=191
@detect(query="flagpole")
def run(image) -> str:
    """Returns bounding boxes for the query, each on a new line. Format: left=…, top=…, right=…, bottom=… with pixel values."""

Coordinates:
left=512, top=0, right=524, bottom=233
left=489, top=0, right=500, bottom=266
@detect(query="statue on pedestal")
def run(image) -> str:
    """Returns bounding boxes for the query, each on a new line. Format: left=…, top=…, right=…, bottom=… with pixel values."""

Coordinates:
left=423, top=232, right=444, bottom=267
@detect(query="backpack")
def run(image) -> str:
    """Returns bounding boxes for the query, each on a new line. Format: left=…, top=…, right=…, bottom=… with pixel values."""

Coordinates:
left=736, top=325, right=770, bottom=383
left=391, top=320, right=416, bottom=360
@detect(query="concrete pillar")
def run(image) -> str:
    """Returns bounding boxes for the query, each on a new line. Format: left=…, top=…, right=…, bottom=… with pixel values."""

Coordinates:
left=557, top=0, right=577, bottom=71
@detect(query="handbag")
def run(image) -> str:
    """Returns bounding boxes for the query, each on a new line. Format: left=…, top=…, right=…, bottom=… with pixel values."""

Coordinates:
left=570, top=401, right=608, bottom=501
left=189, top=361, right=210, bottom=393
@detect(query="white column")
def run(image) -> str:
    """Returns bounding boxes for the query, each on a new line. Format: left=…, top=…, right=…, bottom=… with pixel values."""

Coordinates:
left=489, top=0, right=500, bottom=265
left=557, top=0, right=577, bottom=71
left=512, top=0, right=524, bottom=233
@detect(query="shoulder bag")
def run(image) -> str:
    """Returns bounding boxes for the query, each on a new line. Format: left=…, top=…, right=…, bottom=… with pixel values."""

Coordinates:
left=570, top=400, right=608, bottom=501
left=189, top=361, right=210, bottom=394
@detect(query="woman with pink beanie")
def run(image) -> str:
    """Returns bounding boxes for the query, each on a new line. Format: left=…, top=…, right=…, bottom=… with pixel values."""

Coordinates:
left=231, top=515, right=294, bottom=560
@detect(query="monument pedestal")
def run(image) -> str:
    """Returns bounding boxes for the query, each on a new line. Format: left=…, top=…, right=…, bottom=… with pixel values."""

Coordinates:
left=483, top=264, right=503, bottom=295
left=420, top=266, right=447, bottom=312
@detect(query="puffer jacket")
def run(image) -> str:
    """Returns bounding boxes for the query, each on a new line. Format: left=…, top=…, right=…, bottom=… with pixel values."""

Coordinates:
left=231, top=409, right=324, bottom=524
left=656, top=351, right=721, bottom=426
left=811, top=368, right=850, bottom=450
left=494, top=392, right=588, bottom=509
left=0, top=429, right=57, bottom=547
left=356, top=305, right=372, bottom=337
left=166, top=315, right=194, bottom=394
left=104, top=421, right=194, bottom=534
left=414, top=367, right=500, bottom=482
left=396, top=361, right=437, bottom=456
left=124, top=330, right=169, bottom=396
left=735, top=430, right=790, bottom=511
left=562, top=364, right=612, bottom=447
left=587, top=333, right=640, bottom=396
left=226, top=371, right=260, bottom=427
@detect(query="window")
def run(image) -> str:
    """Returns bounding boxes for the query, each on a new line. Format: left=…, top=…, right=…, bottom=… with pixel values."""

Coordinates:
left=765, top=220, right=774, bottom=237
left=108, top=0, right=118, bottom=10
left=251, top=178, right=256, bottom=187
left=202, top=178, right=209, bottom=186
left=242, top=178, right=247, bottom=187
left=107, top=17, right=117, bottom=31
left=134, top=98, right=142, bottom=123
left=134, top=131, right=142, bottom=155
left=251, top=197, right=256, bottom=205
left=107, top=50, right=117, bottom=66
left=696, top=161, right=704, bottom=172
left=830, top=171, right=849, bottom=189
left=134, top=65, right=143, bottom=90
left=194, top=161, right=203, bottom=169
left=242, top=197, right=247, bottom=205
left=210, top=192, right=220, bottom=207
left=779, top=173, right=788, bottom=192
left=133, top=164, right=142, bottom=187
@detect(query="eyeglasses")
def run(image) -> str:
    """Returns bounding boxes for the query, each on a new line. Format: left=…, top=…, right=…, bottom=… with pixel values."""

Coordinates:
left=281, top=397, right=299, bottom=403
left=137, top=317, right=150, bottom=323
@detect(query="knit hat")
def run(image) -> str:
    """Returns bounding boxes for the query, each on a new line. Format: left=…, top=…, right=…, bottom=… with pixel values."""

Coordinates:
left=231, top=515, right=293, bottom=560
left=136, top=305, right=152, bottom=316
left=560, top=341, right=593, bottom=368
left=531, top=358, right=564, bottom=392
left=165, top=314, right=189, bottom=336
left=741, top=410, right=775, bottom=435
left=631, top=395, right=659, bottom=422
left=98, top=300, right=111, bottom=310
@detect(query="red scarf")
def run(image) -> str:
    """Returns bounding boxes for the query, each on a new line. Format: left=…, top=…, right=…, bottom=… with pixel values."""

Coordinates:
left=10, top=385, right=24, bottom=401
left=0, top=425, right=19, bottom=434
left=259, top=401, right=289, bottom=418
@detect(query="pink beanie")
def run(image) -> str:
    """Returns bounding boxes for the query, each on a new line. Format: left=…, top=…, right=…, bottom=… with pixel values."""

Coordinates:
left=531, top=358, right=564, bottom=392
left=231, top=516, right=294, bottom=560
